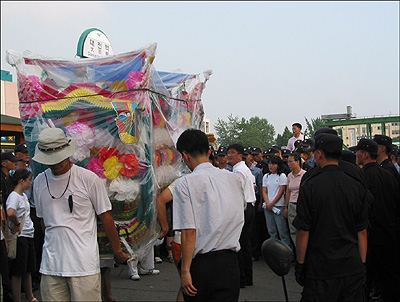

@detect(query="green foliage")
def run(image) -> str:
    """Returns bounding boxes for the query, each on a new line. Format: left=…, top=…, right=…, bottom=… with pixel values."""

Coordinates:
left=304, top=117, right=328, bottom=138
left=214, top=114, right=275, bottom=150
left=275, top=126, right=293, bottom=147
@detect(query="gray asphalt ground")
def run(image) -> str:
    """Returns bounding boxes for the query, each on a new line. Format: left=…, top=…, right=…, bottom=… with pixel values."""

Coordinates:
left=31, top=257, right=302, bottom=302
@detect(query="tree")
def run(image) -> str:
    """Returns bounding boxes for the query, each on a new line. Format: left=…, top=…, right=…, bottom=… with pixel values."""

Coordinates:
left=275, top=126, right=293, bottom=147
left=214, top=115, right=275, bottom=150
left=214, top=114, right=242, bottom=146
left=304, top=117, right=328, bottom=138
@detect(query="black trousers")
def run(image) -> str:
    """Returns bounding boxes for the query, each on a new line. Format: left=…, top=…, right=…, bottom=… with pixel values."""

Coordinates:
left=182, top=250, right=240, bottom=302
left=301, top=273, right=365, bottom=302
left=237, top=204, right=255, bottom=286
left=366, top=245, right=400, bottom=301
left=250, top=194, right=269, bottom=259
left=0, top=239, right=12, bottom=299
left=30, top=207, right=44, bottom=282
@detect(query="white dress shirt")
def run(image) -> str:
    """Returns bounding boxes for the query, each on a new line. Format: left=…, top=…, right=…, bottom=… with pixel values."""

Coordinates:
left=232, top=161, right=256, bottom=207
left=172, top=162, right=245, bottom=257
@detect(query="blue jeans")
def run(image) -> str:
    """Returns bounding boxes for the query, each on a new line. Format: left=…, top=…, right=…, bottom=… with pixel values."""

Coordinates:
left=264, top=206, right=292, bottom=250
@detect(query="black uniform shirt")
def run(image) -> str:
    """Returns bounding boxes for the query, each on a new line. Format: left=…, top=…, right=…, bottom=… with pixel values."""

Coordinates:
left=362, top=162, right=399, bottom=246
left=380, top=158, right=400, bottom=187
left=293, top=165, right=368, bottom=279
left=300, top=159, right=365, bottom=188
left=256, top=160, right=269, bottom=175
left=1, top=170, right=10, bottom=206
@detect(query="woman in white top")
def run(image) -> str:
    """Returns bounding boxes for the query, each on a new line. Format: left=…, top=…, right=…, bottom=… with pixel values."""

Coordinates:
left=261, top=155, right=292, bottom=250
left=284, top=152, right=306, bottom=248
left=6, top=168, right=37, bottom=302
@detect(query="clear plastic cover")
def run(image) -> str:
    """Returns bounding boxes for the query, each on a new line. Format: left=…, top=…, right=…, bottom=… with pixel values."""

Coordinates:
left=6, top=42, right=206, bottom=260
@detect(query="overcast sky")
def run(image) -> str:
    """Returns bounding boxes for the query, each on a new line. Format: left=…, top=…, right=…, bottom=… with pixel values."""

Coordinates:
left=1, top=1, right=399, bottom=136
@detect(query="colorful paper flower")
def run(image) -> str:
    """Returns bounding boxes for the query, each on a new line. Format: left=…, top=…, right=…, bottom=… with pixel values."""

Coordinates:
left=65, top=122, right=95, bottom=148
left=109, top=178, right=141, bottom=201
left=99, top=147, right=121, bottom=164
left=119, top=154, right=140, bottom=178
left=103, top=156, right=123, bottom=180
left=87, top=158, right=106, bottom=179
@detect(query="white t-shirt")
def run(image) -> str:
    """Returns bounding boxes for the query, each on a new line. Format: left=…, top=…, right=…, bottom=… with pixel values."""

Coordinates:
left=6, top=191, right=34, bottom=238
left=34, top=164, right=112, bottom=277
left=286, top=134, right=307, bottom=151
left=262, top=173, right=288, bottom=207
left=173, top=162, right=245, bottom=257
left=232, top=161, right=256, bottom=206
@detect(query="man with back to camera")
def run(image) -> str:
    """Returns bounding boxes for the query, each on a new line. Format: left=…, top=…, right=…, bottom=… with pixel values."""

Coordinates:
left=354, top=138, right=400, bottom=301
left=286, top=123, right=307, bottom=152
left=173, top=129, right=245, bottom=301
left=32, top=128, right=129, bottom=301
left=300, top=128, right=365, bottom=187
left=373, top=134, right=400, bottom=186
left=293, top=133, right=368, bottom=302
left=227, top=143, right=257, bottom=288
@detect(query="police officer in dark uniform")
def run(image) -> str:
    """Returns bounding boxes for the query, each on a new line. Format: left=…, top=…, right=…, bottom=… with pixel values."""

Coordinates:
left=216, top=146, right=232, bottom=171
left=373, top=134, right=400, bottom=186
left=300, top=128, right=365, bottom=187
left=293, top=134, right=368, bottom=302
left=251, top=147, right=268, bottom=175
left=243, top=147, right=265, bottom=262
left=355, top=138, right=400, bottom=301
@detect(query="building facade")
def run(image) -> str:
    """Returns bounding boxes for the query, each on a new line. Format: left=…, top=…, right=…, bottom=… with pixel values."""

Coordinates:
left=334, top=121, right=400, bottom=147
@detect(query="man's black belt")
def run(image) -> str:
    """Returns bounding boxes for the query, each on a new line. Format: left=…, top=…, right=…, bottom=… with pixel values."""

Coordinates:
left=197, top=249, right=234, bottom=256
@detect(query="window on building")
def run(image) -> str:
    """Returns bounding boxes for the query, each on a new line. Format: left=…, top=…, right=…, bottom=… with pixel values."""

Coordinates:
left=392, top=122, right=398, bottom=126
left=392, top=130, right=400, bottom=135
left=377, top=126, right=381, bottom=130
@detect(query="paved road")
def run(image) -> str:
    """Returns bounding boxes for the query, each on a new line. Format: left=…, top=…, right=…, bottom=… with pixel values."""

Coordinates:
left=33, top=257, right=302, bottom=301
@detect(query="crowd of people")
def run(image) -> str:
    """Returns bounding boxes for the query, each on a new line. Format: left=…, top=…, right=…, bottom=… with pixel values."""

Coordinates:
left=166, top=123, right=399, bottom=302
left=1, top=122, right=399, bottom=302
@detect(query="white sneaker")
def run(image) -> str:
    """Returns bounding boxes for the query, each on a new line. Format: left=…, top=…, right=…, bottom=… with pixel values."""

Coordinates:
left=139, top=268, right=160, bottom=275
left=130, top=274, right=140, bottom=281
left=154, top=256, right=162, bottom=263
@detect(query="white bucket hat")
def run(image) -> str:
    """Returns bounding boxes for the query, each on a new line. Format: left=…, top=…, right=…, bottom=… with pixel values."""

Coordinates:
left=32, top=128, right=76, bottom=165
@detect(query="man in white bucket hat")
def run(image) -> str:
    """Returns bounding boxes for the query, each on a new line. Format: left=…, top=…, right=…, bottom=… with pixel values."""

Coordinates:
left=32, top=128, right=129, bottom=301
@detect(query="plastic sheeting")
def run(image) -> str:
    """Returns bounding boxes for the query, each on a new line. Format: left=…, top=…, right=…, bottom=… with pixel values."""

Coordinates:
left=6, top=42, right=206, bottom=260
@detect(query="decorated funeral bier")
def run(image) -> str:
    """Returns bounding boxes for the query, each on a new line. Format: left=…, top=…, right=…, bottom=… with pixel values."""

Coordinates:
left=6, top=42, right=208, bottom=260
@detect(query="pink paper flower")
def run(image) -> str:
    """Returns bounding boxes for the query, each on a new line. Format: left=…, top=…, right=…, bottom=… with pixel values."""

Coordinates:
left=87, top=158, right=106, bottom=179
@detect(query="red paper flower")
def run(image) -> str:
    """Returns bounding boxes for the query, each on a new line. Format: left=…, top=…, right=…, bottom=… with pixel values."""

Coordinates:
left=119, top=154, right=140, bottom=178
left=99, top=147, right=121, bottom=164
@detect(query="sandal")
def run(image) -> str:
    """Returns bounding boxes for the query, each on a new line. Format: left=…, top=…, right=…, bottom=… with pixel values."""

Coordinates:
left=27, top=298, right=39, bottom=302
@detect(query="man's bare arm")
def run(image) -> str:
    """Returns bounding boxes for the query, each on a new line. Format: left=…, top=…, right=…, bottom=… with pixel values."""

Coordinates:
left=156, top=187, right=173, bottom=239
left=296, top=229, right=309, bottom=264
left=357, top=229, right=367, bottom=263
left=180, top=229, right=197, bottom=297
left=99, top=211, right=130, bottom=264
